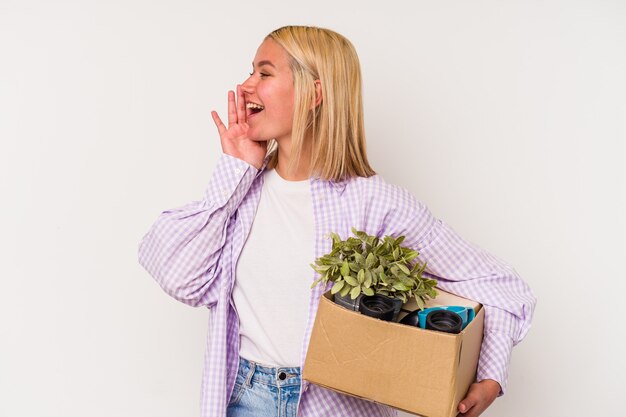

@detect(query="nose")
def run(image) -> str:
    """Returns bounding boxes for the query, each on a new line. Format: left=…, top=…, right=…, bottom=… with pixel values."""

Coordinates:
left=241, top=75, right=255, bottom=95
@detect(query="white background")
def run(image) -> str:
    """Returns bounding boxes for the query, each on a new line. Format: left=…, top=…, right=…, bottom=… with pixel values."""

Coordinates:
left=1, top=0, right=624, bottom=416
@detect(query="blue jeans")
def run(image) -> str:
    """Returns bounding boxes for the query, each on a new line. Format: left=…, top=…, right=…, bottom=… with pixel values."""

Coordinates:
left=227, top=357, right=302, bottom=417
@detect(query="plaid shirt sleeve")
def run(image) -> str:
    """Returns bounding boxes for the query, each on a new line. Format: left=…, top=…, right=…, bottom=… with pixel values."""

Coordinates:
left=137, top=154, right=258, bottom=307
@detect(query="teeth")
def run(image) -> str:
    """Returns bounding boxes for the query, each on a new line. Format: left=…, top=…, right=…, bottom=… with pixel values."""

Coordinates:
left=246, top=102, right=264, bottom=110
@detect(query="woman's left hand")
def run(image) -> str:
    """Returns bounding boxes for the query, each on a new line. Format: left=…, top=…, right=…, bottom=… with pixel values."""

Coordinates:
left=456, top=379, right=501, bottom=417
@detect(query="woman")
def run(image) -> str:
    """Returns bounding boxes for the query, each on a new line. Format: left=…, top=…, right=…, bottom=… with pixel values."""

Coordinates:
left=138, top=26, right=535, bottom=417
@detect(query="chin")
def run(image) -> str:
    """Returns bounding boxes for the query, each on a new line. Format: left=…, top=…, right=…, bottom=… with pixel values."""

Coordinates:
left=248, top=135, right=271, bottom=142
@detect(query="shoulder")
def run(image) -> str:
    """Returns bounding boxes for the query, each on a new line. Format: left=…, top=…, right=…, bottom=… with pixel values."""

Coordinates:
left=343, top=174, right=423, bottom=212
left=344, top=175, right=436, bottom=247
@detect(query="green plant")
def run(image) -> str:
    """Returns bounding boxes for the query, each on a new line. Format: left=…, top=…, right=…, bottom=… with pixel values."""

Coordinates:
left=310, top=228, right=438, bottom=309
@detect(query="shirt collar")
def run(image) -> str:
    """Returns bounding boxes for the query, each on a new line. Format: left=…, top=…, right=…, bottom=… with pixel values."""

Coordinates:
left=257, top=152, right=348, bottom=195
left=254, top=154, right=272, bottom=179
left=311, top=175, right=348, bottom=195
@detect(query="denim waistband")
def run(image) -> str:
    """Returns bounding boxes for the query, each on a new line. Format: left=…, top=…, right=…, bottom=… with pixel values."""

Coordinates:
left=237, top=357, right=301, bottom=388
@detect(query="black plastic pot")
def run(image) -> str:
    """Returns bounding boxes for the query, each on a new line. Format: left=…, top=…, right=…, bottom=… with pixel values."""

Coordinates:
left=399, top=309, right=421, bottom=327
left=359, top=295, right=396, bottom=321
left=425, top=310, right=463, bottom=334
left=388, top=297, right=403, bottom=321
left=333, top=292, right=363, bottom=311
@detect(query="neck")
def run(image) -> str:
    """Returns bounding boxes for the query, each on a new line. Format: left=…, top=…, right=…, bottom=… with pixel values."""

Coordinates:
left=274, top=136, right=312, bottom=181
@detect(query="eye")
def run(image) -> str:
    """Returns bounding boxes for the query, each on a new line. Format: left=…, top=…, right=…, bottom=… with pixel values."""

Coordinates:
left=248, top=71, right=270, bottom=78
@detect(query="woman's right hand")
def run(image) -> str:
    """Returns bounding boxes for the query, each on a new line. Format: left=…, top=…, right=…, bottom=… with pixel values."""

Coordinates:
left=211, top=84, right=268, bottom=170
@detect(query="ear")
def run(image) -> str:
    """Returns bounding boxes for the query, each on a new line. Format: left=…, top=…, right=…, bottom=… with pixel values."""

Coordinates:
left=311, top=79, right=323, bottom=109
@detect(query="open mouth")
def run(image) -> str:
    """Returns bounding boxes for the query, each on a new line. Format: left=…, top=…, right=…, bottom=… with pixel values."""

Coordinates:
left=246, top=102, right=264, bottom=118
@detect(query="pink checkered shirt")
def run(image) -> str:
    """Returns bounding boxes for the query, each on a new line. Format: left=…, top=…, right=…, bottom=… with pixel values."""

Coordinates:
left=138, top=153, right=536, bottom=416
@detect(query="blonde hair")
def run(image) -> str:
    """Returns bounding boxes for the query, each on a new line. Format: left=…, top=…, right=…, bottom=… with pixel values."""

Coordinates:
left=264, top=26, right=376, bottom=181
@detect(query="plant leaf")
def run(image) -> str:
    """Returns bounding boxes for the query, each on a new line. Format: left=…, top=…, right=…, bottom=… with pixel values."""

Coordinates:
left=404, top=250, right=419, bottom=262
left=364, top=271, right=372, bottom=288
left=362, top=287, right=374, bottom=296
left=344, top=275, right=359, bottom=286
left=357, top=269, right=365, bottom=284
left=340, top=285, right=351, bottom=297
left=390, top=266, right=399, bottom=277
left=328, top=232, right=341, bottom=245
left=353, top=252, right=364, bottom=264
left=340, top=261, right=350, bottom=277
left=350, top=285, right=361, bottom=299
left=310, top=276, right=324, bottom=289
left=331, top=280, right=345, bottom=294
left=354, top=229, right=368, bottom=242
left=397, top=263, right=410, bottom=275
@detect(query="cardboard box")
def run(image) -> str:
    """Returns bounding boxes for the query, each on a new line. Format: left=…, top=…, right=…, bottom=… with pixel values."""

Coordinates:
left=303, top=289, right=484, bottom=417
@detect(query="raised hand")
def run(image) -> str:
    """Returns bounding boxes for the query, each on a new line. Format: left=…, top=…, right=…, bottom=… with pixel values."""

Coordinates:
left=211, top=84, right=267, bottom=170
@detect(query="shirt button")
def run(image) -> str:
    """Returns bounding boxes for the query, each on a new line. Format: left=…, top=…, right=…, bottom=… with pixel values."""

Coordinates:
left=234, top=168, right=242, bottom=175
left=278, top=371, right=287, bottom=380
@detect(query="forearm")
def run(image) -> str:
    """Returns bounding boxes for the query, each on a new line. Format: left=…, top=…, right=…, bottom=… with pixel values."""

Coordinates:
left=475, top=326, right=514, bottom=395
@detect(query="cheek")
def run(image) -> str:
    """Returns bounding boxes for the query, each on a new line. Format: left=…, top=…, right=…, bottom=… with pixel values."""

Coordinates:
left=278, top=88, right=295, bottom=118
left=257, top=83, right=295, bottom=120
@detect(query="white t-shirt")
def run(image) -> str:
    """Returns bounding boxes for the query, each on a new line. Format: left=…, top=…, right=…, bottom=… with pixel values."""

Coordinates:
left=232, top=168, right=315, bottom=367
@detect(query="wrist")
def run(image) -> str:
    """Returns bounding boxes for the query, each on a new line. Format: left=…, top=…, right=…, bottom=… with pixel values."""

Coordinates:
left=479, top=379, right=502, bottom=398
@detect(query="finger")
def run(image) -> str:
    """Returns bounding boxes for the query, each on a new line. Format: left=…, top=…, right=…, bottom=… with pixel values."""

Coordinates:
left=227, top=90, right=237, bottom=126
left=236, top=84, right=247, bottom=124
left=211, top=111, right=227, bottom=136
left=458, top=396, right=477, bottom=415
left=457, top=403, right=483, bottom=417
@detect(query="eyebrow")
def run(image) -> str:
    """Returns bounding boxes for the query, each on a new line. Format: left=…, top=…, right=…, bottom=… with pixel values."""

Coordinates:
left=253, top=60, right=276, bottom=68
